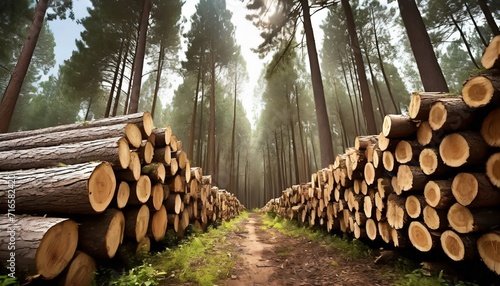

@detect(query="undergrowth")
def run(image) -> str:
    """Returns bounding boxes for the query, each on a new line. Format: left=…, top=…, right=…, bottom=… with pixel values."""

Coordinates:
left=96, top=211, right=248, bottom=286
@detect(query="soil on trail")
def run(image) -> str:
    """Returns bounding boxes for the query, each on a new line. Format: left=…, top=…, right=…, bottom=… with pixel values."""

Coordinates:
left=224, top=213, right=397, bottom=286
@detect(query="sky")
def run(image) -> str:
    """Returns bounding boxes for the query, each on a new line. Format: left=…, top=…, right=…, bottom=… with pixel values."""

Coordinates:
left=47, top=0, right=328, bottom=127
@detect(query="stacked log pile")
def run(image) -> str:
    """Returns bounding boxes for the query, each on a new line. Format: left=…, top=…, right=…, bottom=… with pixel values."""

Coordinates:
left=0, top=112, right=243, bottom=284
left=264, top=35, right=500, bottom=276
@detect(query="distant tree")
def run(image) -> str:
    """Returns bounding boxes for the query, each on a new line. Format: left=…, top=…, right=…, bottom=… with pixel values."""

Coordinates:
left=0, top=0, right=73, bottom=132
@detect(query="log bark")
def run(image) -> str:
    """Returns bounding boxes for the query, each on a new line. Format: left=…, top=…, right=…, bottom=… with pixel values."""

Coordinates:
left=440, top=230, right=477, bottom=261
left=481, top=35, right=500, bottom=69
left=481, top=107, right=500, bottom=147
left=354, top=135, right=379, bottom=150
left=152, top=146, right=172, bottom=165
left=0, top=112, right=153, bottom=142
left=452, top=172, right=500, bottom=207
left=124, top=205, right=150, bottom=242
left=424, top=180, right=454, bottom=209
left=141, top=163, right=166, bottom=183
left=477, top=231, right=500, bottom=275
left=448, top=203, right=500, bottom=233
left=439, top=131, right=489, bottom=167
left=0, top=215, right=78, bottom=280
left=57, top=251, right=96, bottom=286
left=151, top=126, right=172, bottom=148
left=0, top=137, right=131, bottom=171
left=486, top=152, right=500, bottom=187
left=382, top=114, right=418, bottom=138
left=408, top=221, right=439, bottom=252
left=0, top=123, right=142, bottom=152
left=428, top=99, right=476, bottom=131
left=462, top=74, right=500, bottom=108
left=408, top=91, right=455, bottom=120
left=77, top=209, right=125, bottom=259
left=0, top=162, right=116, bottom=214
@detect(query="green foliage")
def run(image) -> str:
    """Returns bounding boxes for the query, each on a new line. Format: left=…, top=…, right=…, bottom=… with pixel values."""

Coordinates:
left=0, top=275, right=19, bottom=286
left=107, top=263, right=165, bottom=286
left=395, top=269, right=446, bottom=286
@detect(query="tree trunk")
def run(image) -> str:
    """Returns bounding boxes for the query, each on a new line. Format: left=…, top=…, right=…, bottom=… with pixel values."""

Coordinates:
left=397, top=0, right=449, bottom=92
left=478, top=0, right=500, bottom=36
left=77, top=209, right=125, bottom=259
left=151, top=44, right=165, bottom=119
left=464, top=2, right=487, bottom=47
left=112, top=39, right=130, bottom=117
left=207, top=39, right=216, bottom=176
left=189, top=64, right=202, bottom=161
left=0, top=0, right=48, bottom=133
left=450, top=14, right=480, bottom=69
left=230, top=70, right=238, bottom=193
left=341, top=0, right=377, bottom=135
left=104, top=40, right=124, bottom=118
left=0, top=215, right=78, bottom=280
left=0, top=162, right=116, bottom=214
left=300, top=0, right=334, bottom=167
left=0, top=137, right=131, bottom=170
left=128, top=0, right=152, bottom=114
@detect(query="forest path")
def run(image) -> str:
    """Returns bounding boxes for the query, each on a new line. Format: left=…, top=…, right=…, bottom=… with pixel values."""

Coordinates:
left=223, top=212, right=396, bottom=286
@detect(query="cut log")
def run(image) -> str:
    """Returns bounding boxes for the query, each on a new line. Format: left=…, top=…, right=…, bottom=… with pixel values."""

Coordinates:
left=448, top=203, right=500, bottom=234
left=175, top=150, right=188, bottom=170
left=481, top=108, right=500, bottom=147
left=387, top=193, right=408, bottom=230
left=58, top=251, right=96, bottom=286
left=391, top=228, right=410, bottom=248
left=372, top=147, right=383, bottom=168
left=0, top=123, right=142, bottom=152
left=378, top=221, right=392, bottom=244
left=354, top=223, right=367, bottom=239
left=147, top=183, right=164, bottom=211
left=423, top=206, right=448, bottom=230
left=408, top=91, right=454, bottom=120
left=452, top=172, right=500, bottom=207
left=405, top=195, right=426, bottom=219
left=424, top=180, right=454, bottom=209
left=138, top=140, right=154, bottom=164
left=395, top=140, right=422, bottom=164
left=378, top=132, right=398, bottom=151
left=0, top=162, right=116, bottom=214
left=111, top=181, right=130, bottom=209
left=151, top=125, right=172, bottom=147
left=439, top=131, right=489, bottom=167
left=397, top=165, right=430, bottom=192
left=377, top=177, right=393, bottom=199
left=419, top=148, right=450, bottom=176
left=355, top=135, right=379, bottom=150
left=165, top=193, right=183, bottom=214
left=417, top=121, right=444, bottom=147
left=440, top=230, right=477, bottom=261
left=148, top=205, right=167, bottom=241
left=170, top=134, right=179, bottom=152
left=114, top=151, right=141, bottom=181
left=141, top=162, right=166, bottom=183
left=167, top=213, right=180, bottom=232
left=462, top=74, right=500, bottom=108
left=124, top=205, right=150, bottom=242
left=481, top=35, right=500, bottom=69
left=364, top=162, right=381, bottom=185
left=128, top=175, right=151, bottom=205
left=428, top=99, right=476, bottom=131
left=366, top=218, right=378, bottom=240
left=382, top=151, right=398, bottom=173
left=0, top=137, right=130, bottom=171
left=77, top=209, right=125, bottom=259
left=0, top=112, right=153, bottom=142
left=486, top=153, right=500, bottom=187
left=477, top=231, right=500, bottom=275
left=382, top=114, right=418, bottom=138
left=166, top=175, right=184, bottom=193
left=152, top=146, right=172, bottom=165
left=168, top=158, right=179, bottom=177
left=0, top=215, right=78, bottom=280
left=408, top=221, right=439, bottom=252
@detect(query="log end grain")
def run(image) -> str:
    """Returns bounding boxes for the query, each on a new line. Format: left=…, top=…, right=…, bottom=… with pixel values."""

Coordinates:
left=150, top=205, right=167, bottom=241
left=419, top=148, right=439, bottom=175
left=429, top=102, right=447, bottom=131
left=115, top=181, right=130, bottom=209
left=481, top=108, right=500, bottom=147
left=89, top=162, right=116, bottom=213
left=395, top=141, right=412, bottom=164
left=105, top=210, right=126, bottom=258
left=36, top=219, right=79, bottom=279
left=486, top=153, right=500, bottom=187
left=452, top=173, right=478, bottom=207
left=408, top=221, right=433, bottom=252
left=417, top=121, right=433, bottom=146
left=383, top=151, right=395, bottom=172
left=378, top=132, right=390, bottom=151
left=142, top=112, right=154, bottom=137
left=481, top=35, right=500, bottom=69
left=462, top=76, right=494, bottom=108
left=439, top=133, right=469, bottom=167
left=424, top=181, right=443, bottom=208
left=405, top=195, right=422, bottom=219
left=59, top=251, right=96, bottom=286
left=409, top=92, right=422, bottom=119
left=440, top=230, right=466, bottom=262
left=366, top=218, right=377, bottom=240
left=117, top=138, right=131, bottom=169
left=477, top=231, right=500, bottom=275
left=124, top=123, right=143, bottom=148
left=447, top=203, right=473, bottom=234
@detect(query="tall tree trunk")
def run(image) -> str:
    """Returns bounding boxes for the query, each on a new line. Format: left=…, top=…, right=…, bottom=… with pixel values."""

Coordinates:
left=197, top=74, right=205, bottom=167
left=341, top=0, right=377, bottom=135
left=332, top=79, right=349, bottom=149
left=464, top=2, right=487, bottom=47
left=112, top=40, right=130, bottom=117
left=274, top=130, right=283, bottom=192
left=230, top=69, right=238, bottom=193
left=84, top=97, right=93, bottom=122
left=236, top=151, right=240, bottom=199
left=128, top=0, right=152, bottom=114
left=244, top=158, right=249, bottom=207
left=308, top=128, right=319, bottom=172
left=478, top=0, right=500, bottom=36
left=266, top=141, right=273, bottom=202
left=450, top=14, right=480, bottom=69
left=207, top=39, right=216, bottom=176
left=151, top=43, right=165, bottom=119
left=0, top=0, right=48, bottom=133
left=104, top=40, right=124, bottom=118
left=124, top=38, right=139, bottom=115
left=397, top=0, right=449, bottom=92
left=189, top=62, right=202, bottom=161
left=294, top=86, right=308, bottom=183
left=340, top=56, right=360, bottom=136
left=287, top=96, right=299, bottom=185
left=361, top=35, right=386, bottom=121
left=300, top=0, right=334, bottom=168
left=371, top=7, right=399, bottom=113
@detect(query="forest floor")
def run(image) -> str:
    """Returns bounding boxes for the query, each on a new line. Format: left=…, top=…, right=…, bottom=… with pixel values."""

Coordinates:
left=222, top=212, right=402, bottom=286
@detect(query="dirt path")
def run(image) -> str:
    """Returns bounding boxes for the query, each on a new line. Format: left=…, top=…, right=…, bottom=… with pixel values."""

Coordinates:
left=224, top=213, right=397, bottom=286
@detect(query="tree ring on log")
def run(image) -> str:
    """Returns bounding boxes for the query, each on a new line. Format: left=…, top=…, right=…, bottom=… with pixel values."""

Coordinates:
left=477, top=231, right=500, bottom=275
left=440, top=230, right=465, bottom=261
left=105, top=211, right=125, bottom=258
left=142, top=112, right=154, bottom=136
left=117, top=138, right=131, bottom=169
left=481, top=108, right=500, bottom=147
left=88, top=162, right=116, bottom=212
left=448, top=203, right=473, bottom=233
left=408, top=221, right=432, bottom=252
left=452, top=173, right=477, bottom=206
left=439, top=133, right=469, bottom=167
left=124, top=123, right=142, bottom=148
left=486, top=153, right=500, bottom=187
left=462, top=76, right=494, bottom=108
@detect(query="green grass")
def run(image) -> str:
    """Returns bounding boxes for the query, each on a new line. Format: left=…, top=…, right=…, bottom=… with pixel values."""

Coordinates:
left=99, top=211, right=249, bottom=286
